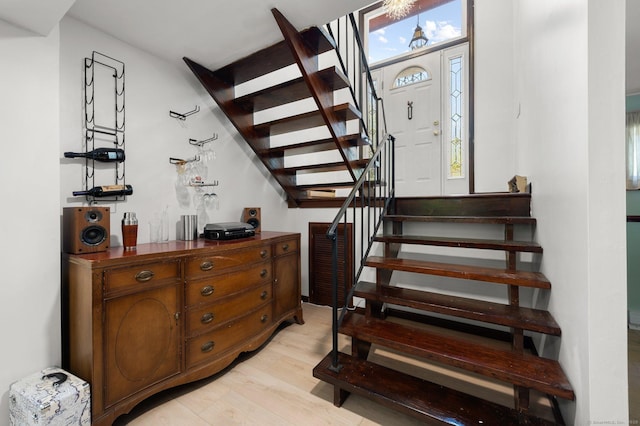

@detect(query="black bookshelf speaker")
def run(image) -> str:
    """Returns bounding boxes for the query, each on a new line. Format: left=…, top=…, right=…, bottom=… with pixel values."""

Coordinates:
left=63, top=206, right=110, bottom=254
left=242, top=207, right=261, bottom=233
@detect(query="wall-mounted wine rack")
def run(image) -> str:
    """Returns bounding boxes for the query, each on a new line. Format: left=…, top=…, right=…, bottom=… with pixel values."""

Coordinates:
left=82, top=51, right=128, bottom=202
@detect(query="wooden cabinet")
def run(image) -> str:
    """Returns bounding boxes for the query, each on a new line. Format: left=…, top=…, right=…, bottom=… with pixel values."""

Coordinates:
left=63, top=232, right=301, bottom=425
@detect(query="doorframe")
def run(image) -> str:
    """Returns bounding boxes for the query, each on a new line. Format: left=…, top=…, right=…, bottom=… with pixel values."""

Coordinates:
left=358, top=0, right=475, bottom=193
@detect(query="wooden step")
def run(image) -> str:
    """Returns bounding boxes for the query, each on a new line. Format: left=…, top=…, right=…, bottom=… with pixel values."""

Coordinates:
left=235, top=67, right=349, bottom=112
left=297, top=182, right=356, bottom=190
left=260, top=134, right=369, bottom=157
left=212, top=26, right=335, bottom=86
left=279, top=159, right=369, bottom=175
left=254, top=103, right=360, bottom=136
left=366, top=256, right=551, bottom=289
left=354, top=281, right=561, bottom=335
left=392, top=194, right=533, bottom=217
left=339, top=312, right=575, bottom=400
left=384, top=215, right=537, bottom=225
left=313, top=351, right=557, bottom=425
left=375, top=234, right=543, bottom=253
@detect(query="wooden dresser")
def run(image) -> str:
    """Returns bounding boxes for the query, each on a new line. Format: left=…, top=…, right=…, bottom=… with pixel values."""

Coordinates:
left=62, top=232, right=302, bottom=425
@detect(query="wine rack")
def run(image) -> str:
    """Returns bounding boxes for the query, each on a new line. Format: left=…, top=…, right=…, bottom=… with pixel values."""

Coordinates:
left=82, top=51, right=127, bottom=202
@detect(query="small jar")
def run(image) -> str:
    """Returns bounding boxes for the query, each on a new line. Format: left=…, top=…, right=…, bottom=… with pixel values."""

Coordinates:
left=122, top=212, right=138, bottom=250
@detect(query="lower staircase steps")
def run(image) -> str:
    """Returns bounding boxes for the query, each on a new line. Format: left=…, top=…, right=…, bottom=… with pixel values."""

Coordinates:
left=280, top=158, right=369, bottom=175
left=254, top=102, right=360, bottom=137
left=234, top=66, right=350, bottom=113
left=313, top=351, right=557, bottom=426
left=339, top=312, right=575, bottom=401
left=212, top=25, right=335, bottom=86
left=374, top=234, right=543, bottom=253
left=385, top=214, right=538, bottom=225
left=354, top=281, right=561, bottom=335
left=365, top=256, right=552, bottom=289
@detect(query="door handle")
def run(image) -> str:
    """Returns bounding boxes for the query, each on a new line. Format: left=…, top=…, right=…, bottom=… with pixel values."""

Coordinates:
left=407, top=101, right=413, bottom=120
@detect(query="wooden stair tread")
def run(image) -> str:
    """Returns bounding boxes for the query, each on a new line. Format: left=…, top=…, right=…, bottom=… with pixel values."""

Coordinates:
left=213, top=26, right=334, bottom=85
left=296, top=182, right=356, bottom=190
left=365, top=256, right=551, bottom=289
left=385, top=215, right=537, bottom=225
left=235, top=67, right=349, bottom=112
left=254, top=103, right=361, bottom=136
left=313, top=352, right=557, bottom=425
left=280, top=159, right=369, bottom=174
left=375, top=234, right=543, bottom=253
left=261, top=134, right=368, bottom=157
left=340, top=312, right=574, bottom=400
left=354, top=281, right=561, bottom=335
left=392, top=194, right=533, bottom=217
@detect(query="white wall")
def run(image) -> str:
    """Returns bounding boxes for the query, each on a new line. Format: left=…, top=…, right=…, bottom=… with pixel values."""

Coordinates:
left=514, top=1, right=627, bottom=423
left=59, top=16, right=296, bottom=243
left=473, top=0, right=517, bottom=193
left=0, top=20, right=61, bottom=419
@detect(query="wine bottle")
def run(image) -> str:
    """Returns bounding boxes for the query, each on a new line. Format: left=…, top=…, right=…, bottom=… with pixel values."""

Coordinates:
left=72, top=184, right=133, bottom=197
left=64, top=147, right=125, bottom=163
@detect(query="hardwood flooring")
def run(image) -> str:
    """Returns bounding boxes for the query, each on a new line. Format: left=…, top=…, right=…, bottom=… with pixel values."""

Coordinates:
left=113, top=304, right=639, bottom=425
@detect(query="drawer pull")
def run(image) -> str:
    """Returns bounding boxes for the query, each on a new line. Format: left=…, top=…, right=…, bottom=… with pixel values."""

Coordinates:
left=261, top=314, right=269, bottom=323
left=260, top=290, right=268, bottom=300
left=260, top=250, right=268, bottom=258
left=201, top=312, right=215, bottom=324
left=260, top=269, right=268, bottom=278
left=282, top=243, right=289, bottom=251
left=201, top=341, right=215, bottom=353
left=200, top=261, right=214, bottom=271
left=200, top=285, right=214, bottom=297
left=134, top=270, right=155, bottom=282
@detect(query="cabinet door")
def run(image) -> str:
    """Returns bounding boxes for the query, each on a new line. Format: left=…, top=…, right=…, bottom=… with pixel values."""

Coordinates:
left=103, top=284, right=181, bottom=407
left=273, top=251, right=300, bottom=320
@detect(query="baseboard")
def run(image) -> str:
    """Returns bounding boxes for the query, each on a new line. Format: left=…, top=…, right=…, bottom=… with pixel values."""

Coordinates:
left=629, top=310, right=640, bottom=330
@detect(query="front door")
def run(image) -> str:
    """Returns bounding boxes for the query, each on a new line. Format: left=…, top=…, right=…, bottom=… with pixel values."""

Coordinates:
left=374, top=44, right=469, bottom=196
left=381, top=52, right=442, bottom=196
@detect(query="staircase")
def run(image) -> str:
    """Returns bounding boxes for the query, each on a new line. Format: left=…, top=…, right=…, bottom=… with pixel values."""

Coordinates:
left=184, top=9, right=376, bottom=208
left=183, top=7, right=574, bottom=425
left=313, top=194, right=575, bottom=424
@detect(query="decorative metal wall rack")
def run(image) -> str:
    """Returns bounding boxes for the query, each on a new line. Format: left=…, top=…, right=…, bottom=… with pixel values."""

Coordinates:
left=83, top=51, right=127, bottom=202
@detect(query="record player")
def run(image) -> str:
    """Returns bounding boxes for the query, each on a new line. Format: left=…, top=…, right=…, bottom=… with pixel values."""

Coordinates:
left=203, top=222, right=256, bottom=240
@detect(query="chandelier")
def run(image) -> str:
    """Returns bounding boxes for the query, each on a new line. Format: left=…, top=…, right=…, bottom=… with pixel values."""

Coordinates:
left=383, top=0, right=417, bottom=20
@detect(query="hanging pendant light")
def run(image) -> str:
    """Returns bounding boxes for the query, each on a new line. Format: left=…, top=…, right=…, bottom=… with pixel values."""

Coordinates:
left=409, top=14, right=428, bottom=50
left=383, top=0, right=416, bottom=20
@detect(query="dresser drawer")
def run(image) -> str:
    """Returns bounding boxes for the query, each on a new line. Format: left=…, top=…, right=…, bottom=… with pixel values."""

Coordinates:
left=275, top=238, right=298, bottom=256
left=185, top=261, right=271, bottom=307
left=185, top=245, right=271, bottom=279
left=186, top=304, right=272, bottom=368
left=186, top=283, right=272, bottom=337
left=104, top=260, right=180, bottom=294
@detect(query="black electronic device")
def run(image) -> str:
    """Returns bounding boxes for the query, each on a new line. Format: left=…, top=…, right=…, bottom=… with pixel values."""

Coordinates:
left=203, top=222, right=255, bottom=240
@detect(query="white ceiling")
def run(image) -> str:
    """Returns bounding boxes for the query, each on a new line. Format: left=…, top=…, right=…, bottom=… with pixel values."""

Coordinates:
left=66, top=0, right=375, bottom=70
left=1, top=0, right=638, bottom=89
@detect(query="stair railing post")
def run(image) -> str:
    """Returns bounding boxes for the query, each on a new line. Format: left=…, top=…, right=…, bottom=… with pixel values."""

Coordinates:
left=328, top=231, right=343, bottom=372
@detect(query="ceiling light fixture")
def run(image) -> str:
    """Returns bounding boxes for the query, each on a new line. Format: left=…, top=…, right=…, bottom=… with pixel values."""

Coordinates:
left=383, top=0, right=417, bottom=20
left=409, top=14, right=428, bottom=50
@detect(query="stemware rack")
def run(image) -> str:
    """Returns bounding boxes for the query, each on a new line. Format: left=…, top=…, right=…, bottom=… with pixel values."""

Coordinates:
left=82, top=51, right=127, bottom=202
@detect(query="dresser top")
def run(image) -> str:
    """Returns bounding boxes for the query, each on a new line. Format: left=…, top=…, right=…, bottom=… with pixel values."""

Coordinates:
left=64, top=231, right=300, bottom=267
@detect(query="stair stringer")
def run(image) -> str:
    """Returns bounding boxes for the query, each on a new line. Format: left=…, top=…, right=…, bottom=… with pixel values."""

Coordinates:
left=271, top=8, right=360, bottom=181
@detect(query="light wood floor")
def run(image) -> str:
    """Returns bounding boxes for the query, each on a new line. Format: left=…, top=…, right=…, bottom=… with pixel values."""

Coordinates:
left=113, top=304, right=640, bottom=425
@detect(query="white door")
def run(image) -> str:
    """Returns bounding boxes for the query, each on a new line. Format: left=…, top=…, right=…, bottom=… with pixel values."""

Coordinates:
left=382, top=52, right=442, bottom=196
left=377, top=44, right=469, bottom=196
